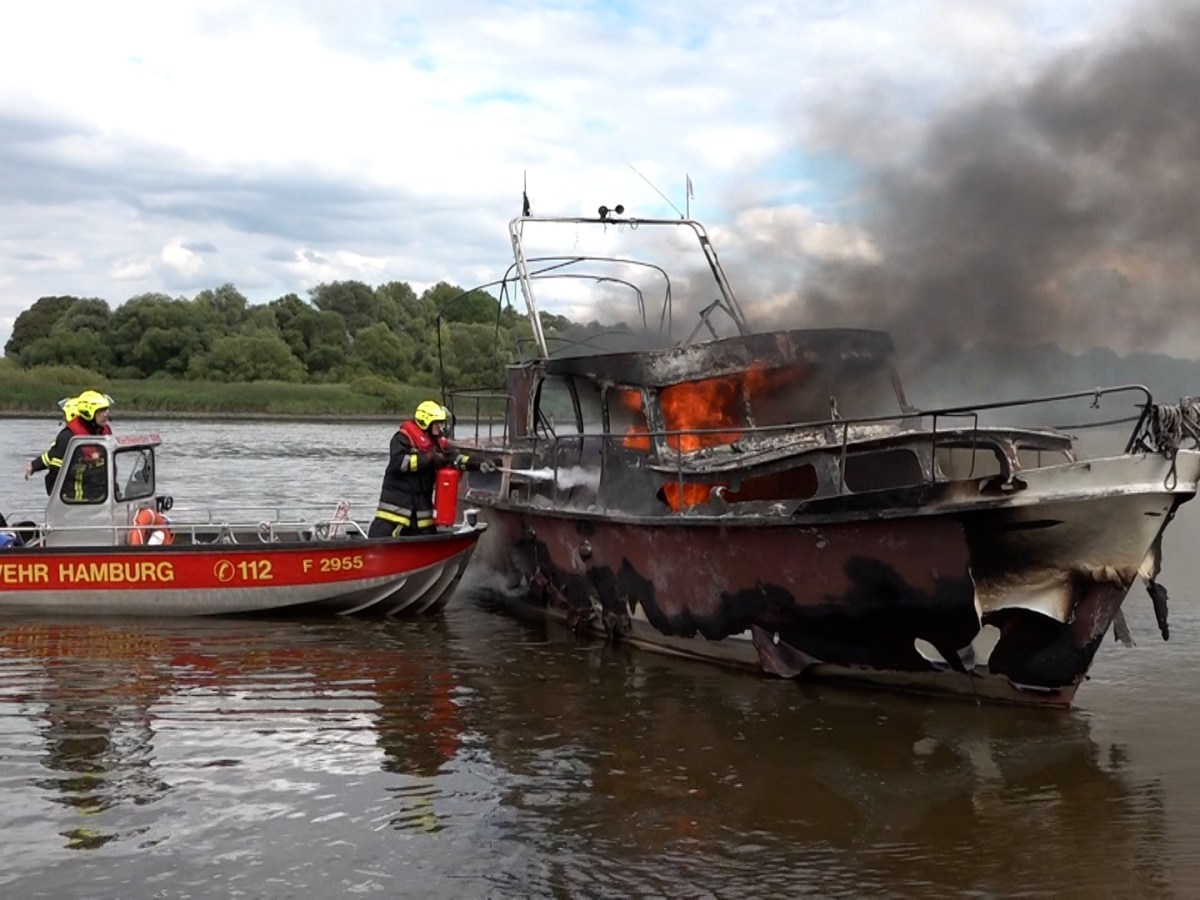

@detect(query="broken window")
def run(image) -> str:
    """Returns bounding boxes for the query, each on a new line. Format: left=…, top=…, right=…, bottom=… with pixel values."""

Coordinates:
left=843, top=448, right=925, bottom=493
left=534, top=375, right=580, bottom=438
left=659, top=377, right=746, bottom=451
left=608, top=386, right=651, bottom=451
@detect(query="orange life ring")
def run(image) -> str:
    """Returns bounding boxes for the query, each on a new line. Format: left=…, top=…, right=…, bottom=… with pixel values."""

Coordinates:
left=130, top=508, right=173, bottom=546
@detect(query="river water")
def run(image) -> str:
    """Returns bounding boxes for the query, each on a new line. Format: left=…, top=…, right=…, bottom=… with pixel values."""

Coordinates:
left=2, top=416, right=1200, bottom=897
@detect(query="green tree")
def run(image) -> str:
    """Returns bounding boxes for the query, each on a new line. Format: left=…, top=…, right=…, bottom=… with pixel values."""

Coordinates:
left=348, top=322, right=416, bottom=380
left=189, top=333, right=306, bottom=382
left=18, top=330, right=115, bottom=372
left=424, top=282, right=500, bottom=325
left=310, top=281, right=391, bottom=337
left=51, top=298, right=113, bottom=338
left=305, top=310, right=351, bottom=379
left=382, top=281, right=433, bottom=334
left=5, top=295, right=82, bottom=358
left=439, top=322, right=511, bottom=390
left=194, top=283, right=248, bottom=331
left=108, top=293, right=214, bottom=377
left=377, top=280, right=418, bottom=311
left=240, top=305, right=281, bottom=335
left=271, top=293, right=317, bottom=357
left=269, top=293, right=349, bottom=380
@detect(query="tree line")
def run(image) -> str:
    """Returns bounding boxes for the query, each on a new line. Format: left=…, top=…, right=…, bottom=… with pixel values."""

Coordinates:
left=8, top=280, right=1198, bottom=415
left=2, top=281, right=582, bottom=391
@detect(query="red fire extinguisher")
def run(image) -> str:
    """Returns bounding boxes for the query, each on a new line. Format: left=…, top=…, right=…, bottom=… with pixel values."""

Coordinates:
left=433, top=467, right=461, bottom=527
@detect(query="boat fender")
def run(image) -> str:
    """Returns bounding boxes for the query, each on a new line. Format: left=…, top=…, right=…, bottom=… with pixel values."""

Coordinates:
left=0, top=531, right=16, bottom=550
left=130, top=508, right=174, bottom=546
left=434, top=467, right=461, bottom=527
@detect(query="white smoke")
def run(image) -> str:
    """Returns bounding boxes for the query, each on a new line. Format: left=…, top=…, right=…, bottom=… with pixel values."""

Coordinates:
left=507, top=466, right=601, bottom=491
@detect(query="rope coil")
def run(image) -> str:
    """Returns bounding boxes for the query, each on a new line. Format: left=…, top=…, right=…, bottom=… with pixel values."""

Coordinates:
left=1150, top=397, right=1200, bottom=455
left=1146, top=397, right=1200, bottom=490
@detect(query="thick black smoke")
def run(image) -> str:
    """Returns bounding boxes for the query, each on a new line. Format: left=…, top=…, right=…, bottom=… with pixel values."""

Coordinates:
left=796, top=4, right=1200, bottom=372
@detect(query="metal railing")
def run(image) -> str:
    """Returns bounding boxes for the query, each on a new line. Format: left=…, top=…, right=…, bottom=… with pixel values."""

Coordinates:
left=466, top=384, right=1174, bottom=513
left=4, top=511, right=370, bottom=549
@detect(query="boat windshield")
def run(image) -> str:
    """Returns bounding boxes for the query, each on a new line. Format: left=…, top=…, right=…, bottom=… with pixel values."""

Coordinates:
left=533, top=374, right=605, bottom=438
left=114, top=446, right=156, bottom=502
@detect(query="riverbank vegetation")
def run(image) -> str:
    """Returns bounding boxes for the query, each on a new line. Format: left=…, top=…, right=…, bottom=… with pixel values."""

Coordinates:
left=2, top=280, right=585, bottom=393
left=0, top=279, right=599, bottom=416
left=16, top=276, right=1194, bottom=420
left=0, top=359, right=438, bottom=417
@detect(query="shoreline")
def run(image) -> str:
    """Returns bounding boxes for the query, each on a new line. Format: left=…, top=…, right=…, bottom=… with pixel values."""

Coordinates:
left=0, top=409, right=400, bottom=423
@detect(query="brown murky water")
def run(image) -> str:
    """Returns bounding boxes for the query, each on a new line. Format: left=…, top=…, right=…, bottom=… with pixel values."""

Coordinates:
left=2, top=418, right=1200, bottom=897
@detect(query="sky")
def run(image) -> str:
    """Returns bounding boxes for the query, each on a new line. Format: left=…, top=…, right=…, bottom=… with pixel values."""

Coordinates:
left=3, top=0, right=1198, bottom=361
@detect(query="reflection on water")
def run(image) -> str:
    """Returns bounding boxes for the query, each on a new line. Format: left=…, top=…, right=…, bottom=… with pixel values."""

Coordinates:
left=1, top=417, right=1200, bottom=895
left=0, top=595, right=1187, bottom=898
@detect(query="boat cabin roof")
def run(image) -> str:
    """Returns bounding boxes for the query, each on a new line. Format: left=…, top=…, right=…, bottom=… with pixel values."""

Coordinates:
left=538, top=328, right=895, bottom=388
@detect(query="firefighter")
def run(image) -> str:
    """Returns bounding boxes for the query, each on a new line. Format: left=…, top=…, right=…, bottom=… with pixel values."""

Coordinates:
left=24, top=390, right=114, bottom=498
left=368, top=400, right=493, bottom=538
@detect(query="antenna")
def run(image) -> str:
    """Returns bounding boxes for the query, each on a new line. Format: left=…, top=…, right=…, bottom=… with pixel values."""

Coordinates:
left=626, top=162, right=685, bottom=218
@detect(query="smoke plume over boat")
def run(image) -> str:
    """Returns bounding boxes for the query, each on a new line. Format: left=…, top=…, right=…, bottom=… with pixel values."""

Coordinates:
left=791, top=4, right=1200, bottom=368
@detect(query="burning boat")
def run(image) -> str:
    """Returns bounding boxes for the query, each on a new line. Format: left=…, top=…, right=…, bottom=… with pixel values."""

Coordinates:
left=452, top=208, right=1200, bottom=706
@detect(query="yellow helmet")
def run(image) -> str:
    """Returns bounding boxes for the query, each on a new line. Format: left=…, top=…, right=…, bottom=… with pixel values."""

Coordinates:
left=58, top=396, right=78, bottom=420
left=414, top=400, right=448, bottom=430
left=70, top=390, right=114, bottom=422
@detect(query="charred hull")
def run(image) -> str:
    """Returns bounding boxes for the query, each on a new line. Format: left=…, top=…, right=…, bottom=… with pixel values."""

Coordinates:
left=472, top=483, right=1189, bottom=706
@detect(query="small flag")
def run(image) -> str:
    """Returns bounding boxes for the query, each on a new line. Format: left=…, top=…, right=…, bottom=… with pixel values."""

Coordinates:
left=686, top=175, right=694, bottom=200
left=522, top=189, right=531, bottom=217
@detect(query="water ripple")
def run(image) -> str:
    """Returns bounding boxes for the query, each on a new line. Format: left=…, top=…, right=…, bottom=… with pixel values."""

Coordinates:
left=1, top=419, right=1200, bottom=896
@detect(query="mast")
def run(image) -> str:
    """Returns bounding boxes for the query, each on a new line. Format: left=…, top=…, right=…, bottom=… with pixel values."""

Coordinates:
left=509, top=216, right=549, bottom=357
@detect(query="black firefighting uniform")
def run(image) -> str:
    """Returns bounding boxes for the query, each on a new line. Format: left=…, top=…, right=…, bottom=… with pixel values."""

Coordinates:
left=368, top=423, right=481, bottom=538
left=29, top=421, right=107, bottom=499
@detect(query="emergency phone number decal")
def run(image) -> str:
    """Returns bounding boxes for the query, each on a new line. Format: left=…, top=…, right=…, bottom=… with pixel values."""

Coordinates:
left=213, top=559, right=273, bottom=583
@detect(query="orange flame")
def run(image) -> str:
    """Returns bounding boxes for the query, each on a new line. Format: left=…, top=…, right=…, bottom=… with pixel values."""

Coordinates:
left=624, top=427, right=651, bottom=451
left=660, top=482, right=719, bottom=510
left=660, top=377, right=743, bottom=451
left=615, top=388, right=652, bottom=451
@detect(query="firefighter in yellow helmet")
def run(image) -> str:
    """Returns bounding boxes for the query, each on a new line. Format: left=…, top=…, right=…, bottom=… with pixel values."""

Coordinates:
left=24, top=390, right=114, bottom=497
left=368, top=400, right=493, bottom=537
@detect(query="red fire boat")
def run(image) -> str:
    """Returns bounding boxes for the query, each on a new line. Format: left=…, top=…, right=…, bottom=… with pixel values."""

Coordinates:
left=0, top=432, right=485, bottom=617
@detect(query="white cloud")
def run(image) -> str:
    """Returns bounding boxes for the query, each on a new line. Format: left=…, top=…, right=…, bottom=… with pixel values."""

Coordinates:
left=111, top=260, right=153, bottom=281
left=0, top=0, right=1150, bottom=352
left=161, top=241, right=204, bottom=278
